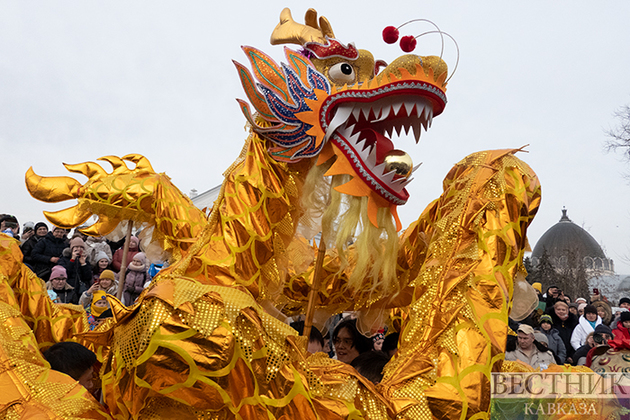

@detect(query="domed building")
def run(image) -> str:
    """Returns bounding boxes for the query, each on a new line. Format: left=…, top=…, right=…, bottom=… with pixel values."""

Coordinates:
left=531, top=208, right=614, bottom=275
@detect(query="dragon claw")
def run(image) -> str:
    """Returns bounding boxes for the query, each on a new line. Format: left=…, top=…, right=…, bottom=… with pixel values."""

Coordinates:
left=27, top=155, right=158, bottom=234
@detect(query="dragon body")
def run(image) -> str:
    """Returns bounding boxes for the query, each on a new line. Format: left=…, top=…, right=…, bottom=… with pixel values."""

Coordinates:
left=1, top=8, right=544, bottom=420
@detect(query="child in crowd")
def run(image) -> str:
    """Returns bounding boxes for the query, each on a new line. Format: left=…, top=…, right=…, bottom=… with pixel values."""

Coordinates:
left=80, top=269, right=118, bottom=309
left=537, top=314, right=566, bottom=364
left=87, top=290, right=113, bottom=330
left=92, top=251, right=114, bottom=283
left=124, top=252, right=149, bottom=305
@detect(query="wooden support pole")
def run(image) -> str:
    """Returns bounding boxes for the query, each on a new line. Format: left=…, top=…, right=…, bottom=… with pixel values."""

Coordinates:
left=303, top=237, right=326, bottom=348
left=115, top=223, right=134, bottom=303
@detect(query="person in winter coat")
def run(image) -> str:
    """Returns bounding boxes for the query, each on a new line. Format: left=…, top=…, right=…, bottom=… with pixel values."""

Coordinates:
left=30, top=226, right=68, bottom=281
left=572, top=332, right=596, bottom=366
left=537, top=314, right=566, bottom=364
left=612, top=311, right=630, bottom=341
left=80, top=269, right=118, bottom=309
left=112, top=236, right=140, bottom=272
left=505, top=324, right=555, bottom=370
left=87, top=290, right=113, bottom=330
left=92, top=251, right=114, bottom=284
left=592, top=300, right=613, bottom=326
left=86, top=236, right=112, bottom=269
left=123, top=252, right=149, bottom=305
left=57, top=237, right=92, bottom=295
left=547, top=301, right=579, bottom=362
left=570, top=305, right=602, bottom=351
left=20, top=222, right=48, bottom=267
left=45, top=266, right=78, bottom=304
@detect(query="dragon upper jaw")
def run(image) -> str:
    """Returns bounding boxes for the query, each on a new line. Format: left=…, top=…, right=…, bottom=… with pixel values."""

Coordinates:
left=322, top=90, right=440, bottom=202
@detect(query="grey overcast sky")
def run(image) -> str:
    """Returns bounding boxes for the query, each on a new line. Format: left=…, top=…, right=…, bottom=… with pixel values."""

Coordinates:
left=2, top=1, right=630, bottom=272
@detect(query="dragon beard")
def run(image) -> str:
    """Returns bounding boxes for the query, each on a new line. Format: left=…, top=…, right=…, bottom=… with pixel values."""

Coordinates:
left=300, top=159, right=399, bottom=298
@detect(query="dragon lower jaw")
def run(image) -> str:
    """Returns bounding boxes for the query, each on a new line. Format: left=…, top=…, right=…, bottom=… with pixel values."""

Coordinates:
left=324, top=95, right=434, bottom=198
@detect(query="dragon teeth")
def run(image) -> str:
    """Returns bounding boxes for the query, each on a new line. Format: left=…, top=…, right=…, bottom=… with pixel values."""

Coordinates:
left=361, top=107, right=371, bottom=121
left=366, top=146, right=377, bottom=166
left=412, top=121, right=422, bottom=143
left=325, top=106, right=353, bottom=142
left=404, top=101, right=416, bottom=117
left=382, top=169, right=398, bottom=184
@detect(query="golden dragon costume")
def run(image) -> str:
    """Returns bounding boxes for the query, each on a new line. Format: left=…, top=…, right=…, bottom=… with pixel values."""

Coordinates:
left=1, top=7, right=548, bottom=420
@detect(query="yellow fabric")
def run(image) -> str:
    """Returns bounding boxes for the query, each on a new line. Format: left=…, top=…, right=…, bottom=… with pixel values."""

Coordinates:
left=0, top=235, right=110, bottom=419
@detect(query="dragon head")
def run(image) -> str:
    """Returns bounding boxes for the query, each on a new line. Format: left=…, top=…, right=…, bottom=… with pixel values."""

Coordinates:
left=235, top=8, right=447, bottom=231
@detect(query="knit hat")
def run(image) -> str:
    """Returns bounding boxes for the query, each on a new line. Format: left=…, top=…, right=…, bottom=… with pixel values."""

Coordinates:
left=583, top=304, right=598, bottom=315
left=34, top=222, right=48, bottom=234
left=575, top=297, right=587, bottom=304
left=620, top=312, right=630, bottom=323
left=531, top=282, right=542, bottom=293
left=540, top=314, right=553, bottom=325
left=620, top=297, right=630, bottom=306
left=22, top=221, right=34, bottom=234
left=95, top=251, right=110, bottom=264
left=578, top=303, right=587, bottom=312
left=534, top=332, right=548, bottom=345
left=132, top=252, right=146, bottom=265
left=91, top=291, right=109, bottom=318
left=517, top=324, right=535, bottom=335
left=129, top=236, right=140, bottom=248
left=99, top=270, right=115, bottom=282
left=594, top=324, right=612, bottom=336
left=50, top=265, right=67, bottom=280
left=69, top=237, right=86, bottom=250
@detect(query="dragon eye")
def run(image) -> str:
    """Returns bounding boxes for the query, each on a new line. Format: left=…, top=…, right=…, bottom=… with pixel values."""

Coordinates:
left=328, top=62, right=356, bottom=84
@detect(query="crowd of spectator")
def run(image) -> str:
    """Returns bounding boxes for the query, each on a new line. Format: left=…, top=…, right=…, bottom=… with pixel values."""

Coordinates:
left=508, top=281, right=630, bottom=370
left=1, top=214, right=165, bottom=332
left=7, top=213, right=630, bottom=390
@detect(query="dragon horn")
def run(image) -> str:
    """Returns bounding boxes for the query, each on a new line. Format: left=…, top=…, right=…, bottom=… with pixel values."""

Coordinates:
left=98, top=156, right=128, bottom=174
left=63, top=161, right=107, bottom=179
left=270, top=8, right=335, bottom=46
left=25, top=167, right=81, bottom=203
left=43, top=205, right=92, bottom=229
left=122, top=154, right=155, bottom=172
left=304, top=9, right=334, bottom=38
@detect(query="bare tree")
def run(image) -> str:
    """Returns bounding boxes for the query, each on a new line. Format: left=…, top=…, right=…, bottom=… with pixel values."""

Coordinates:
left=606, top=105, right=630, bottom=178
left=534, top=248, right=557, bottom=290
left=556, top=248, right=590, bottom=301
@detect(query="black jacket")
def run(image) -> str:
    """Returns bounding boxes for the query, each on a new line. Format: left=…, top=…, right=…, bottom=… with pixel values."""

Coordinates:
left=57, top=255, right=92, bottom=292
left=52, top=286, right=78, bottom=305
left=20, top=234, right=44, bottom=265
left=549, top=311, right=579, bottom=358
left=30, top=232, right=67, bottom=280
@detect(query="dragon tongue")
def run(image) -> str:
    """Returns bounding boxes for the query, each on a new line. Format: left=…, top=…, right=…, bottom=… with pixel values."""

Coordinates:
left=359, top=129, right=394, bottom=164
